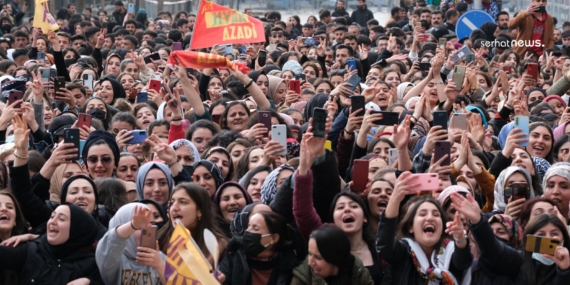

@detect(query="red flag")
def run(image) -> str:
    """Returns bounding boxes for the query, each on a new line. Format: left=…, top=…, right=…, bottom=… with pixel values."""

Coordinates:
left=190, top=0, right=265, bottom=50
left=168, top=51, right=250, bottom=73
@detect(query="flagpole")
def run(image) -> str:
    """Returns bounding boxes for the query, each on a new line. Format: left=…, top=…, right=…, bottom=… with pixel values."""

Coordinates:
left=189, top=0, right=205, bottom=51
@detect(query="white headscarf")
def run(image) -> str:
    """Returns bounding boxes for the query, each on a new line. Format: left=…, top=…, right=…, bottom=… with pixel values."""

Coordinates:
left=170, top=139, right=201, bottom=162
left=493, top=166, right=535, bottom=212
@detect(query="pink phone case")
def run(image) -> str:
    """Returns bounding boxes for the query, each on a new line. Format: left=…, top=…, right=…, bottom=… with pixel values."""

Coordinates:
left=408, top=173, right=439, bottom=191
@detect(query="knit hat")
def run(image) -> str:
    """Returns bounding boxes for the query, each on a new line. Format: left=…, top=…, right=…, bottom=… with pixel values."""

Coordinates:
left=282, top=60, right=303, bottom=75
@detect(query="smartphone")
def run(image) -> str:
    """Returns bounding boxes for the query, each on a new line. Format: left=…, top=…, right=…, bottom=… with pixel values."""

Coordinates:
left=433, top=141, right=451, bottom=167
left=139, top=225, right=158, bottom=248
left=351, top=95, right=365, bottom=117
left=438, top=38, right=447, bottom=50
left=536, top=6, right=546, bottom=13
left=126, top=130, right=147, bottom=145
left=289, top=79, right=301, bottom=94
left=408, top=173, right=440, bottom=191
left=266, top=44, right=277, bottom=52
left=527, top=62, right=539, bottom=81
left=40, top=68, right=50, bottom=83
left=512, top=183, right=530, bottom=200
left=346, top=59, right=357, bottom=72
left=503, top=65, right=513, bottom=74
left=388, top=148, right=398, bottom=166
left=514, top=115, right=530, bottom=147
left=54, top=76, right=66, bottom=94
left=149, top=79, right=161, bottom=93
left=419, top=62, right=431, bottom=71
left=295, top=74, right=306, bottom=81
left=83, top=73, right=94, bottom=90
left=422, top=34, right=429, bottom=41
left=352, top=159, right=370, bottom=193
left=144, top=53, right=161, bottom=64
left=172, top=42, right=182, bottom=51
left=371, top=111, right=399, bottom=126
left=452, top=45, right=473, bottom=63
left=7, top=90, right=23, bottom=108
left=77, top=113, right=92, bottom=129
left=451, top=113, right=467, bottom=130
left=258, top=50, right=267, bottom=66
left=271, top=125, right=287, bottom=155
left=504, top=187, right=513, bottom=203
left=466, top=54, right=476, bottom=64
left=212, top=114, right=222, bottom=125
left=223, top=44, right=233, bottom=56
left=453, top=66, right=466, bottom=91
left=433, top=110, right=448, bottom=130
left=312, top=108, right=328, bottom=138
left=258, top=111, right=272, bottom=137
left=128, top=88, right=138, bottom=100
left=303, top=37, right=317, bottom=46
left=128, top=3, right=135, bottom=14
left=136, top=92, right=148, bottom=103
left=525, top=235, right=560, bottom=255
left=64, top=128, right=80, bottom=160
left=37, top=51, right=45, bottom=65
left=346, top=74, right=361, bottom=91
left=49, top=69, right=58, bottom=79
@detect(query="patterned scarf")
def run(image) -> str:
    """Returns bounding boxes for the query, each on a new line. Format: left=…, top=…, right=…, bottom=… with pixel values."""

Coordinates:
left=260, top=164, right=295, bottom=205
left=404, top=238, right=458, bottom=285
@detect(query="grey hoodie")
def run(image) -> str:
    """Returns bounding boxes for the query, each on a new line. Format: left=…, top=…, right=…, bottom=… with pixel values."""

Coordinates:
left=96, top=203, right=166, bottom=284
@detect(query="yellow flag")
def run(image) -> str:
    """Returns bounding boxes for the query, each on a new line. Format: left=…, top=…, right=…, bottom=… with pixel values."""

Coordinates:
left=33, top=0, right=58, bottom=33
left=165, top=220, right=219, bottom=285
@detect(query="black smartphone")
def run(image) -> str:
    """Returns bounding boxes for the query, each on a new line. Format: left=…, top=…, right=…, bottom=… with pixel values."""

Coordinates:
left=433, top=141, right=451, bottom=167
left=512, top=183, right=530, bottom=200
left=466, top=54, right=476, bottom=64
left=144, top=53, right=161, bottom=64
left=504, top=187, right=513, bottom=203
left=419, top=62, right=431, bottom=71
left=137, top=92, right=148, bottom=103
left=346, top=74, right=361, bottom=91
left=296, top=73, right=306, bottom=81
left=433, top=110, right=448, bottom=130
left=258, top=50, right=267, bottom=66
left=371, top=111, right=399, bottom=126
left=54, top=76, right=66, bottom=94
left=351, top=95, right=365, bottom=117
left=312, top=108, right=328, bottom=138
left=537, top=6, right=546, bottom=13
left=64, top=128, right=80, bottom=161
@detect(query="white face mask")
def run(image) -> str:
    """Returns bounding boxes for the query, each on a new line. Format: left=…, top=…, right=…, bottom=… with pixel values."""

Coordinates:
left=5, top=135, right=13, bottom=143
left=532, top=252, right=555, bottom=266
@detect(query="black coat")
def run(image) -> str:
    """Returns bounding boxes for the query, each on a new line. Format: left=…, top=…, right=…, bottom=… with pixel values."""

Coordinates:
left=0, top=240, right=103, bottom=285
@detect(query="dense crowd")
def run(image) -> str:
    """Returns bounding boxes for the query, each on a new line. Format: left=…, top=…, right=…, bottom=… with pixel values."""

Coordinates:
left=0, top=0, right=569, bottom=284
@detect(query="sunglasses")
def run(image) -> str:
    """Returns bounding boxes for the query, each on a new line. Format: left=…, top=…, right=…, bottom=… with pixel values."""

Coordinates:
left=87, top=155, right=113, bottom=165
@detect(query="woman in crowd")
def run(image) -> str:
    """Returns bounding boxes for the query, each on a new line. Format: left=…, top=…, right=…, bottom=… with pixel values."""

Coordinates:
left=213, top=181, right=253, bottom=238
left=189, top=160, right=225, bottom=197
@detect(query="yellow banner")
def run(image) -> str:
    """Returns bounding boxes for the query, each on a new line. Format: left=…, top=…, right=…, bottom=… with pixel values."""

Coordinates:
left=33, top=0, right=59, bottom=33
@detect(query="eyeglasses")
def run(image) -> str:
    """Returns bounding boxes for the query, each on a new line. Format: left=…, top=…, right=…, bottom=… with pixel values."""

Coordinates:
left=87, top=155, right=113, bottom=165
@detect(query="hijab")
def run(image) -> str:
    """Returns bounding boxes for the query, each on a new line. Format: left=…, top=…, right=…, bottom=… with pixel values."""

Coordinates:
left=247, top=70, right=265, bottom=83
left=41, top=204, right=98, bottom=260
left=230, top=203, right=259, bottom=238
left=260, top=164, right=295, bottom=204
left=396, top=82, right=414, bottom=103
left=107, top=203, right=150, bottom=259
left=189, top=160, right=225, bottom=190
left=488, top=214, right=523, bottom=249
left=138, top=199, right=168, bottom=229
left=303, top=93, right=329, bottom=121
left=493, top=166, right=535, bottom=212
left=49, top=162, right=84, bottom=203
left=553, top=120, right=570, bottom=142
left=82, top=130, right=121, bottom=168
left=99, top=77, right=126, bottom=105
left=267, top=75, right=285, bottom=103
left=169, top=139, right=201, bottom=162
left=480, top=22, right=498, bottom=41
left=135, top=162, right=174, bottom=205
left=542, top=162, right=570, bottom=189
left=437, top=185, right=471, bottom=206
left=156, top=102, right=167, bottom=120
left=213, top=181, right=253, bottom=208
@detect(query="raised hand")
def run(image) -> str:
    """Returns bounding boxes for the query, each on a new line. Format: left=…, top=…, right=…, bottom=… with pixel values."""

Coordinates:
left=392, top=115, right=411, bottom=150
left=131, top=205, right=152, bottom=230
left=146, top=134, right=178, bottom=166
left=450, top=192, right=481, bottom=224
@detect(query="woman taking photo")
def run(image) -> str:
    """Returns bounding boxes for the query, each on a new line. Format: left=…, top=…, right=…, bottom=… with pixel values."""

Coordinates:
left=291, top=225, right=374, bottom=285
left=376, top=172, right=473, bottom=284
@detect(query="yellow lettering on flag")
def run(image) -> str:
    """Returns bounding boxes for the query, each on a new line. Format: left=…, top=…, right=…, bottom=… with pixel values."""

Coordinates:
left=165, top=221, right=219, bottom=285
left=33, top=0, right=59, bottom=33
left=205, top=11, right=249, bottom=28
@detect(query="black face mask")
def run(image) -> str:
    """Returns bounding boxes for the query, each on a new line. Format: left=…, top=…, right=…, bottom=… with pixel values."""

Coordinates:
left=2, top=24, right=11, bottom=32
left=242, top=231, right=271, bottom=256
left=154, top=221, right=166, bottom=229
left=64, top=58, right=77, bottom=67
left=87, top=108, right=106, bottom=121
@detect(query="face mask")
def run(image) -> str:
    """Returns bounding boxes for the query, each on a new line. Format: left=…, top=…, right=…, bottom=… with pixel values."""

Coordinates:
left=2, top=24, right=11, bottom=31
left=87, top=108, right=106, bottom=121
left=64, top=58, right=77, bottom=67
left=154, top=221, right=165, bottom=229
left=5, top=135, right=13, bottom=143
left=532, top=252, right=555, bottom=266
left=242, top=231, right=272, bottom=256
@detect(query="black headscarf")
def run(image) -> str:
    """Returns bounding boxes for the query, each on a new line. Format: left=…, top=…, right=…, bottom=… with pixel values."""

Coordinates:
left=230, top=202, right=259, bottom=238
left=247, top=70, right=266, bottom=83
left=60, top=175, right=99, bottom=208
left=189, top=160, right=225, bottom=190
left=99, top=77, right=126, bottom=105
left=138, top=199, right=168, bottom=229
left=40, top=204, right=98, bottom=259
left=480, top=22, right=498, bottom=42
left=82, top=130, right=121, bottom=168
left=304, top=93, right=329, bottom=121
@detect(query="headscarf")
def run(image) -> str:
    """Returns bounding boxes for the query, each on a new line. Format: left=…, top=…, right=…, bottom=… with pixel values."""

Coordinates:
left=532, top=156, right=551, bottom=179
left=437, top=185, right=471, bottom=206
left=279, top=113, right=294, bottom=126
left=156, top=102, right=167, bottom=120
left=82, top=130, right=121, bottom=168
left=135, top=162, right=174, bottom=205
left=107, top=203, right=150, bottom=259
left=190, top=160, right=225, bottom=189
left=49, top=162, right=84, bottom=203
left=405, top=96, right=420, bottom=110
left=542, top=162, right=570, bottom=189
left=493, top=166, right=535, bottom=212
left=59, top=175, right=100, bottom=211
left=553, top=120, right=570, bottom=142
left=138, top=199, right=168, bottom=229
left=480, top=22, right=498, bottom=41
left=170, top=139, right=201, bottom=162
left=99, top=77, right=126, bottom=105
left=465, top=105, right=488, bottom=130
left=260, top=164, right=295, bottom=204
left=396, top=82, right=415, bottom=103
left=488, top=214, right=523, bottom=249
left=213, top=181, right=253, bottom=208
left=41, top=204, right=98, bottom=259
left=303, top=93, right=329, bottom=121
left=267, top=75, right=285, bottom=102
left=230, top=203, right=258, bottom=238
left=282, top=60, right=303, bottom=75
left=247, top=70, right=265, bottom=83
left=543, top=95, right=567, bottom=109
left=290, top=101, right=307, bottom=112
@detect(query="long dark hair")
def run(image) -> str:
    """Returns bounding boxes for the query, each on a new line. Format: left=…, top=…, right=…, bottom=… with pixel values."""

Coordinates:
left=522, top=214, right=570, bottom=284
left=397, top=196, right=448, bottom=245
left=0, top=190, right=27, bottom=239
left=329, top=192, right=373, bottom=242
left=157, top=183, right=226, bottom=255
left=529, top=122, right=555, bottom=164
left=309, top=225, right=353, bottom=284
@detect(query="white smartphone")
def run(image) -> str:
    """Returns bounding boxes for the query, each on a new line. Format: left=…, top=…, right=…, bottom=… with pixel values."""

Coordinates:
left=388, top=148, right=398, bottom=166
left=271, top=125, right=287, bottom=156
left=40, top=68, right=50, bottom=83
left=83, top=74, right=94, bottom=90
left=451, top=113, right=467, bottom=130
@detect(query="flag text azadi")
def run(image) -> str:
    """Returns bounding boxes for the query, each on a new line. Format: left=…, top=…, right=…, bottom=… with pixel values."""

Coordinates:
left=190, top=0, right=265, bottom=50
